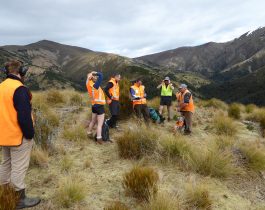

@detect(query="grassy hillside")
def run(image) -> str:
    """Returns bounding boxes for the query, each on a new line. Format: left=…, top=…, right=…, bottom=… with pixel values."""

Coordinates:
left=1, top=90, right=265, bottom=209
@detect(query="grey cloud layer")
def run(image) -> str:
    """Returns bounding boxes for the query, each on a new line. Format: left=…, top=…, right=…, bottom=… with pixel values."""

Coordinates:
left=1, top=0, right=265, bottom=57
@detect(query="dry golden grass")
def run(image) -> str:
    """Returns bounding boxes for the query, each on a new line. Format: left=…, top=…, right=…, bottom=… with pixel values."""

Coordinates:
left=104, top=201, right=130, bottom=210
left=245, top=104, right=257, bottom=113
left=62, top=125, right=87, bottom=143
left=147, top=97, right=161, bottom=110
left=0, top=185, right=19, bottom=210
left=55, top=175, right=86, bottom=208
left=69, top=92, right=83, bottom=106
left=239, top=142, right=265, bottom=171
left=198, top=98, right=227, bottom=110
left=213, top=115, right=238, bottom=136
left=30, top=147, right=49, bottom=168
left=123, top=166, right=159, bottom=201
left=159, top=133, right=191, bottom=160
left=184, top=182, right=212, bottom=210
left=228, top=103, right=241, bottom=119
left=142, top=193, right=182, bottom=210
left=186, top=144, right=236, bottom=178
left=46, top=89, right=65, bottom=105
left=117, top=124, right=159, bottom=159
left=60, top=155, right=74, bottom=172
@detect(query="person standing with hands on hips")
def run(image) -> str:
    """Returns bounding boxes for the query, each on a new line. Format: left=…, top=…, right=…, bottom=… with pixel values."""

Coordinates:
left=157, top=77, right=174, bottom=121
left=86, top=71, right=106, bottom=144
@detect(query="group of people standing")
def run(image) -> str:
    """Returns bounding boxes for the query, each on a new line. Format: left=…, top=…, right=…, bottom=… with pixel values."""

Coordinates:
left=86, top=72, right=195, bottom=143
left=0, top=60, right=194, bottom=209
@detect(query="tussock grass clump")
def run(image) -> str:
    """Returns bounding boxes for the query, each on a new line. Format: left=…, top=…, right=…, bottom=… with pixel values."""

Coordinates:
left=142, top=193, right=181, bottom=210
left=160, top=134, right=191, bottom=160
left=228, top=103, right=241, bottom=119
left=239, top=143, right=265, bottom=171
left=33, top=108, right=60, bottom=149
left=184, top=182, right=212, bottom=209
left=245, top=104, right=257, bottom=113
left=30, top=147, right=49, bottom=168
left=117, top=125, right=158, bottom=159
left=61, top=155, right=74, bottom=172
left=104, top=201, right=130, bottom=210
left=123, top=166, right=159, bottom=201
left=69, top=92, right=83, bottom=106
left=55, top=176, right=86, bottom=208
left=246, top=109, right=265, bottom=136
left=46, top=89, right=65, bottom=105
left=63, top=125, right=87, bottom=143
left=199, top=98, right=227, bottom=110
left=187, top=145, right=235, bottom=178
left=213, top=115, right=237, bottom=136
left=0, top=185, right=19, bottom=210
left=213, top=135, right=235, bottom=150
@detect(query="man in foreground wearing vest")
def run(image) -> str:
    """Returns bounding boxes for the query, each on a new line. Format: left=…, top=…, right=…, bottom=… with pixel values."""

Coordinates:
left=104, top=73, right=121, bottom=129
left=157, top=77, right=174, bottom=121
left=130, top=79, right=149, bottom=122
left=177, top=84, right=195, bottom=135
left=0, top=60, right=41, bottom=209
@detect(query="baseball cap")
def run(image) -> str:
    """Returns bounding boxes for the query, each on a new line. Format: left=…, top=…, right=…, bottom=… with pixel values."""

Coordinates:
left=164, top=76, right=170, bottom=81
left=179, top=84, right=187, bottom=89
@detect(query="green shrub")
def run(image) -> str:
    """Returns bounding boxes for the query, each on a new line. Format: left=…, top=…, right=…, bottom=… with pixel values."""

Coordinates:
left=104, top=201, right=130, bottom=210
left=119, top=78, right=133, bottom=118
left=55, top=176, right=86, bottom=208
left=184, top=182, right=212, bottom=209
left=123, top=166, right=159, bottom=201
left=213, top=115, right=237, bottom=136
left=117, top=124, right=158, bottom=159
left=228, top=103, right=241, bottom=119
left=0, top=185, right=19, bottom=210
left=239, top=143, right=265, bottom=171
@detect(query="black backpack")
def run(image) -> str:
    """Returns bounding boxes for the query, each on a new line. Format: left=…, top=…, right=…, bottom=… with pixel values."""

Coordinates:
left=101, top=120, right=110, bottom=141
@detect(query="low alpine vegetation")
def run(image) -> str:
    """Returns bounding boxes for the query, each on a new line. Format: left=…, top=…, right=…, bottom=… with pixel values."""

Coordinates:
left=213, top=115, right=238, bottom=136
left=123, top=166, right=159, bottom=201
left=228, top=103, right=241, bottom=119
left=62, top=125, right=87, bottom=143
left=117, top=124, right=159, bottom=159
left=0, top=185, right=19, bottom=210
left=30, top=147, right=49, bottom=168
left=55, top=176, right=86, bottom=208
left=104, top=201, right=130, bottom=210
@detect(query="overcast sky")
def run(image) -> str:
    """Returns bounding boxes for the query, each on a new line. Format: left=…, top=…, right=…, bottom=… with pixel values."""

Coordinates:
left=0, top=0, right=265, bottom=57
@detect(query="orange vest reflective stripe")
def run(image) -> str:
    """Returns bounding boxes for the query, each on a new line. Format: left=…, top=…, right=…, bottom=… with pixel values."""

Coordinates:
left=179, top=90, right=195, bottom=113
left=107, top=78, right=119, bottom=104
left=86, top=80, right=106, bottom=105
left=131, top=84, right=147, bottom=106
left=176, top=92, right=181, bottom=103
left=0, top=79, right=24, bottom=146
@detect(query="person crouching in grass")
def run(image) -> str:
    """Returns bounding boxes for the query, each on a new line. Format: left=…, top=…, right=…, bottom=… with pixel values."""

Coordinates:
left=86, top=71, right=106, bottom=144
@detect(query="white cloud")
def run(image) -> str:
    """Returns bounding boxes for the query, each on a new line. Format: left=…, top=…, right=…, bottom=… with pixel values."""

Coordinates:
left=0, top=0, right=265, bottom=57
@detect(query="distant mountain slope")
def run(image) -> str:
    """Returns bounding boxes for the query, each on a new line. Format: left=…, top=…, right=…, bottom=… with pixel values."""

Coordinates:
left=137, top=27, right=265, bottom=81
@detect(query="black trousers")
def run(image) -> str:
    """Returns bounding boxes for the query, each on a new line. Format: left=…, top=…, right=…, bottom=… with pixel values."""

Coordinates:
left=107, top=100, right=120, bottom=128
left=134, top=104, right=150, bottom=122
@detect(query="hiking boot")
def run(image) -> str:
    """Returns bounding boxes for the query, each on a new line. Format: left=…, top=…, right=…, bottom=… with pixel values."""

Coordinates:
left=96, top=138, right=104, bottom=144
left=16, top=189, right=41, bottom=209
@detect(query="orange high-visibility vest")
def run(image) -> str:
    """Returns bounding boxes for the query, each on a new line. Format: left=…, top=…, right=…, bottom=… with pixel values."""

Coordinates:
left=0, top=79, right=24, bottom=146
left=86, top=80, right=106, bottom=105
left=131, top=84, right=147, bottom=106
left=107, top=78, right=119, bottom=104
left=176, top=92, right=181, bottom=103
left=179, top=90, right=195, bottom=113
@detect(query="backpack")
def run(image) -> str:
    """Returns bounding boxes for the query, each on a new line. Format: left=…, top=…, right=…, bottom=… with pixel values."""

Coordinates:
left=149, top=108, right=165, bottom=123
left=101, top=120, right=110, bottom=141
